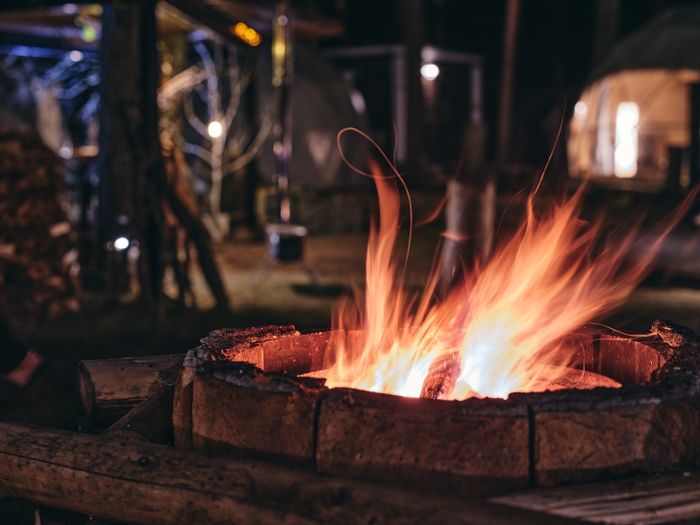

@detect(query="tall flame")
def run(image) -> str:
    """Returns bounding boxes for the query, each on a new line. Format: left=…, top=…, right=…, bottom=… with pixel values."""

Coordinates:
left=324, top=160, right=691, bottom=400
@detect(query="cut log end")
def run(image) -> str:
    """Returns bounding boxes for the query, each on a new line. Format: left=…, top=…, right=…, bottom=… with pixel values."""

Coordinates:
left=420, top=351, right=462, bottom=400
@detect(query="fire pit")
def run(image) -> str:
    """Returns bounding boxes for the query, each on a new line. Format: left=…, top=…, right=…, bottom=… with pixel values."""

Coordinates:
left=171, top=163, right=700, bottom=498
left=173, top=321, right=700, bottom=497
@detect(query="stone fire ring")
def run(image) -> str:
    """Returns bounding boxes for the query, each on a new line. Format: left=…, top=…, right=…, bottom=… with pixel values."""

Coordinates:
left=172, top=322, right=700, bottom=497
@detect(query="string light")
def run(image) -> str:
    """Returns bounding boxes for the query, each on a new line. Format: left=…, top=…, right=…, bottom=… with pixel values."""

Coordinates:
left=232, top=22, right=262, bottom=46
left=420, top=63, right=440, bottom=81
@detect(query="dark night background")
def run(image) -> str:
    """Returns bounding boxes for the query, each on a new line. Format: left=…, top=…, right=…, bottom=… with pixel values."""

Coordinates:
left=325, top=0, right=700, bottom=164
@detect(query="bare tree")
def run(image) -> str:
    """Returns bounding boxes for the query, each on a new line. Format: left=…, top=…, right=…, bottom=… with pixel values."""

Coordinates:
left=162, top=36, right=271, bottom=241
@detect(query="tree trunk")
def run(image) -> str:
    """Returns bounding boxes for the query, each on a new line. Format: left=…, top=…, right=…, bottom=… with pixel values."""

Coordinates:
left=98, top=0, right=164, bottom=313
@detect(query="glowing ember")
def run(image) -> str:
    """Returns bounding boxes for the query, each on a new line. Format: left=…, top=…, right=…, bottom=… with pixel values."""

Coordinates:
left=322, top=156, right=692, bottom=401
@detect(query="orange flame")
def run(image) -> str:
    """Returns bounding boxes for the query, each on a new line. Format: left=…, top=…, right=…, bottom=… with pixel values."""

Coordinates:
left=323, top=159, right=693, bottom=400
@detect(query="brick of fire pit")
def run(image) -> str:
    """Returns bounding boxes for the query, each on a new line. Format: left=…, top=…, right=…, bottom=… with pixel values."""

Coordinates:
left=191, top=361, right=327, bottom=467
left=174, top=325, right=307, bottom=450
left=531, top=393, right=700, bottom=486
left=527, top=328, right=700, bottom=487
left=316, top=388, right=530, bottom=496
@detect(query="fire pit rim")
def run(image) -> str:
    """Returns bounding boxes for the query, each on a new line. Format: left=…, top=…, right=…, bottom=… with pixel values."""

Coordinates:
left=177, top=321, right=700, bottom=495
left=190, top=322, right=700, bottom=407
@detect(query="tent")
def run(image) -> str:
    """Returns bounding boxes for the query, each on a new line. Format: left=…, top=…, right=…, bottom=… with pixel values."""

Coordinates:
left=256, top=43, right=370, bottom=189
left=568, top=7, right=700, bottom=192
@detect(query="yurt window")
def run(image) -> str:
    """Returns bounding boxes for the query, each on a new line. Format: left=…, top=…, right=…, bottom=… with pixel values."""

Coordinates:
left=614, top=102, right=639, bottom=178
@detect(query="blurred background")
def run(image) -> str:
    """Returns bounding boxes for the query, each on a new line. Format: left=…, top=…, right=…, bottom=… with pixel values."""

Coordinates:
left=2, top=0, right=700, bottom=430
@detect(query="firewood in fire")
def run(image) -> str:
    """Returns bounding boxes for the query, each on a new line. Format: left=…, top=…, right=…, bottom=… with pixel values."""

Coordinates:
left=420, top=350, right=462, bottom=400
left=651, top=319, right=700, bottom=348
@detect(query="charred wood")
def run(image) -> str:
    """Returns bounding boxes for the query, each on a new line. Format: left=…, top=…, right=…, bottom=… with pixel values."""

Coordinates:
left=419, top=350, right=461, bottom=400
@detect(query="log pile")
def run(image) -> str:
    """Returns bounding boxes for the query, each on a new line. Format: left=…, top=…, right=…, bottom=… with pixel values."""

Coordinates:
left=0, top=129, right=79, bottom=323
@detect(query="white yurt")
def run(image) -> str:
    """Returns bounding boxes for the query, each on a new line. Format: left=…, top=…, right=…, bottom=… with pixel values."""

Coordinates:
left=568, top=7, right=700, bottom=192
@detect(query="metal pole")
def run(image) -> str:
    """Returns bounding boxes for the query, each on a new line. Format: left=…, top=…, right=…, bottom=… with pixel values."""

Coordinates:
left=272, top=0, right=292, bottom=224
left=497, top=0, right=521, bottom=165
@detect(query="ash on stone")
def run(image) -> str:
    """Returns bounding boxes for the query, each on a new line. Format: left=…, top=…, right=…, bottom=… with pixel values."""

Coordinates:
left=198, top=360, right=326, bottom=394
left=652, top=319, right=700, bottom=348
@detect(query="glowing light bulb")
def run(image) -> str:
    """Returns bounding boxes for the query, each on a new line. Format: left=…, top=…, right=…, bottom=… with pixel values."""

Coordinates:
left=81, top=24, right=97, bottom=43
left=420, top=63, right=440, bottom=81
left=58, top=146, right=72, bottom=159
left=574, top=101, right=587, bottom=119
left=114, top=237, right=129, bottom=251
left=207, top=121, right=222, bottom=138
left=232, top=22, right=261, bottom=46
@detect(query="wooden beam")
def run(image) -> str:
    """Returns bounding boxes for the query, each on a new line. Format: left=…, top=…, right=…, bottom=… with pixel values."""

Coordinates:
left=102, top=384, right=175, bottom=444
left=165, top=0, right=240, bottom=43
left=77, top=355, right=183, bottom=426
left=493, top=470, right=700, bottom=524
left=0, top=0, right=70, bottom=13
left=97, top=0, right=166, bottom=309
left=0, top=422, right=584, bottom=525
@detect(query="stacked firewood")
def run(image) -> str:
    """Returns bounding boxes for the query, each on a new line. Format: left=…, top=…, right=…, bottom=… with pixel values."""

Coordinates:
left=0, top=129, right=79, bottom=324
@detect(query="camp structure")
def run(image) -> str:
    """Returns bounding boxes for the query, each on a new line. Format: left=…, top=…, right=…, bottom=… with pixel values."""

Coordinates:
left=567, top=6, right=700, bottom=192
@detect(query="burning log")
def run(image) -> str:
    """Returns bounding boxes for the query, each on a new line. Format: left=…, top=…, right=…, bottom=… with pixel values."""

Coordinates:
left=0, top=422, right=580, bottom=525
left=77, top=355, right=183, bottom=427
left=419, top=350, right=462, bottom=400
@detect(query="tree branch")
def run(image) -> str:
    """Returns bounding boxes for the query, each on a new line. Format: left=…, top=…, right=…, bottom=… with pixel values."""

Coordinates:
left=158, top=65, right=208, bottom=109
left=223, top=48, right=242, bottom=127
left=223, top=111, right=272, bottom=175
left=182, top=94, right=209, bottom=137
left=193, top=41, right=221, bottom=125
left=183, top=142, right=213, bottom=166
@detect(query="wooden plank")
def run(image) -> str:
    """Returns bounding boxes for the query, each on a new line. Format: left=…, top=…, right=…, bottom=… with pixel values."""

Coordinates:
left=492, top=471, right=700, bottom=524
left=101, top=384, right=175, bottom=444
left=0, top=422, right=584, bottom=525
left=172, top=364, right=195, bottom=449
left=77, top=355, right=183, bottom=426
